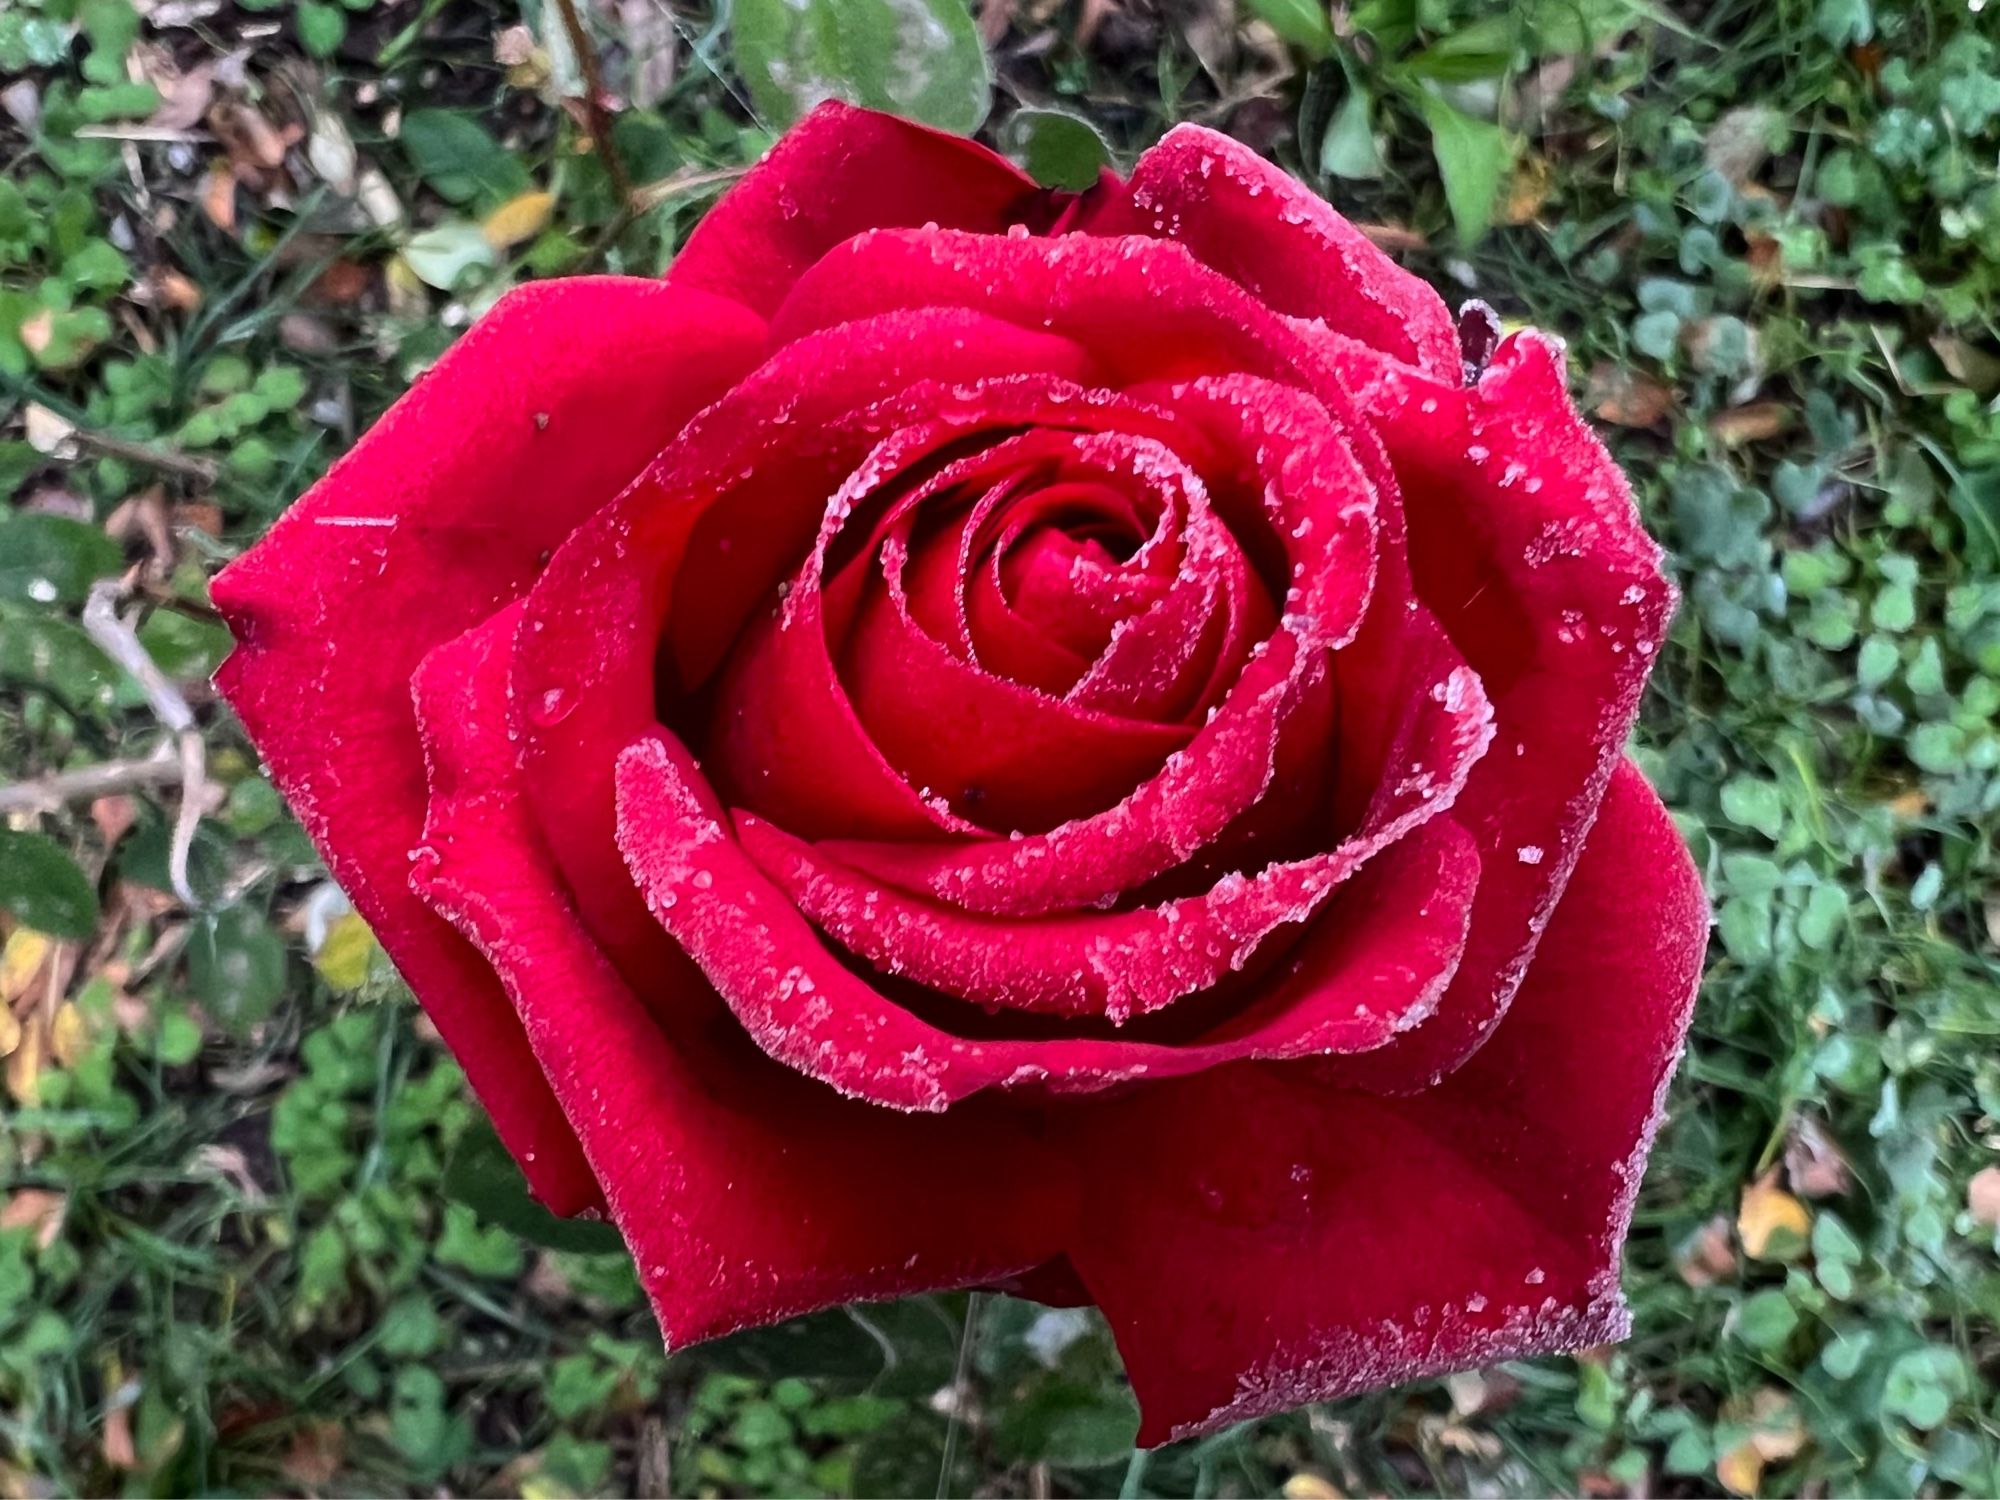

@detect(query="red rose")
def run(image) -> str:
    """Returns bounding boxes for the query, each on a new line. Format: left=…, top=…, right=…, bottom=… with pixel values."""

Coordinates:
left=214, top=103, right=1708, bottom=1442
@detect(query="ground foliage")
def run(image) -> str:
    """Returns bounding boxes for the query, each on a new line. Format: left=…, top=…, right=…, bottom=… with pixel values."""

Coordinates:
left=2, top=0, right=1999, bottom=1494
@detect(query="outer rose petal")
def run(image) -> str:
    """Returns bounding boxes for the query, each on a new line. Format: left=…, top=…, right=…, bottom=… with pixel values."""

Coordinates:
left=1065, top=761, right=1707, bottom=1444
left=1326, top=330, right=1678, bottom=1092
left=1092, top=124, right=1461, bottom=380
left=211, top=277, right=764, bottom=1212
left=409, top=607, right=1078, bottom=1341
left=669, top=100, right=1050, bottom=317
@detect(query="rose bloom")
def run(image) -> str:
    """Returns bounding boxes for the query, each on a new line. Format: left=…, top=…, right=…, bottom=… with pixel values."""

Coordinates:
left=214, top=103, right=1708, bottom=1442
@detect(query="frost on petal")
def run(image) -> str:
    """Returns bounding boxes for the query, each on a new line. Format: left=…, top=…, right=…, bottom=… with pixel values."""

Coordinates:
left=1328, top=330, right=1679, bottom=1092
left=211, top=277, right=764, bottom=1212
left=1064, top=761, right=1706, bottom=1445
left=1091, top=123, right=1461, bottom=380
left=410, top=609, right=1078, bottom=1345
left=669, top=99, right=1050, bottom=317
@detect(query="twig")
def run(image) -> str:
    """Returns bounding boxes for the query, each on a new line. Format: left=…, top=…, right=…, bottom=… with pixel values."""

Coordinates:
left=0, top=744, right=186, bottom=815
left=81, top=578, right=208, bottom=909
left=552, top=0, right=631, bottom=204
left=70, top=427, right=220, bottom=485
left=628, top=163, right=750, bottom=215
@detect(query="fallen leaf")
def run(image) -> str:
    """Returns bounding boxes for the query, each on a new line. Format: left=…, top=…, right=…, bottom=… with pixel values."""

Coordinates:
left=6, top=1014, right=44, bottom=1105
left=0, top=930, right=53, bottom=1004
left=1716, top=1441, right=1763, bottom=1497
left=1739, top=1172, right=1811, bottom=1260
left=202, top=161, right=238, bottom=232
left=144, top=57, right=217, bottom=132
left=1676, top=1213, right=1737, bottom=1286
left=281, top=1423, right=346, bottom=1488
left=1783, top=1117, right=1852, bottom=1199
left=0, top=1188, right=67, bottom=1250
left=18, top=309, right=56, bottom=359
left=1710, top=402, right=1793, bottom=446
left=1280, top=1476, right=1342, bottom=1500
left=48, top=1002, right=88, bottom=1068
left=1588, top=361, right=1675, bottom=427
left=1933, top=334, right=2000, bottom=397
left=481, top=190, right=556, bottom=249
left=1503, top=152, right=1554, bottom=224
left=1969, top=1166, right=2000, bottom=1228
left=24, top=403, right=76, bottom=455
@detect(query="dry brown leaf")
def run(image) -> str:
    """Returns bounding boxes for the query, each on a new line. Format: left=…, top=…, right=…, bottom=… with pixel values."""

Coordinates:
left=1933, top=334, right=2000, bottom=397
left=1588, top=362, right=1676, bottom=427
left=1969, top=1166, right=2000, bottom=1228
left=17, top=310, right=54, bottom=358
left=1676, top=1213, right=1737, bottom=1286
left=1783, top=1116, right=1853, bottom=1199
left=0, top=1189, right=67, bottom=1250
left=202, top=161, right=237, bottom=232
left=1710, top=402, right=1792, bottom=446
left=1739, top=1172, right=1812, bottom=1260
left=1503, top=152, right=1554, bottom=225
left=281, top=1422, right=346, bottom=1488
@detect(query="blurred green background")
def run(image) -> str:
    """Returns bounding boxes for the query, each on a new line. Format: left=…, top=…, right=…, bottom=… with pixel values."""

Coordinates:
left=3, top=0, right=1999, bottom=1494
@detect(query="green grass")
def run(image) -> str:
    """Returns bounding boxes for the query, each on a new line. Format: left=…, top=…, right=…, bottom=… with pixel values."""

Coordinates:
left=3, top=0, right=1999, bottom=1494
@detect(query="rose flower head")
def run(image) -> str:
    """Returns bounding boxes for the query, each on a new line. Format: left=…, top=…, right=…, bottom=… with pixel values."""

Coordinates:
left=214, top=103, right=1708, bottom=1443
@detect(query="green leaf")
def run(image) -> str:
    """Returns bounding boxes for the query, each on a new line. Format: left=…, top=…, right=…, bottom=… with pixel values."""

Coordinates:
left=0, top=829, right=99, bottom=938
left=731, top=0, right=991, bottom=134
left=1000, top=108, right=1112, bottom=192
left=1320, top=86, right=1384, bottom=181
left=442, top=1119, right=626, bottom=1254
left=0, top=602, right=118, bottom=715
left=185, top=903, right=288, bottom=1034
left=0, top=513, right=120, bottom=606
left=402, top=222, right=498, bottom=291
left=1243, top=0, right=1334, bottom=57
left=296, top=0, right=346, bottom=57
left=1417, top=93, right=1511, bottom=243
left=397, top=110, right=531, bottom=207
left=1732, top=1288, right=1799, bottom=1351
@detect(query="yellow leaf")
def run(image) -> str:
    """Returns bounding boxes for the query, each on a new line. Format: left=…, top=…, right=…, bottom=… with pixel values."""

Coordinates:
left=0, top=929, right=51, bottom=1003
left=1717, top=1439, right=1764, bottom=1497
left=0, top=1006, right=19, bottom=1058
left=5, top=1016, right=42, bottom=1106
left=48, top=1002, right=88, bottom=1068
left=1738, top=1173, right=1811, bottom=1260
left=482, top=190, right=556, bottom=249
left=312, top=911, right=377, bottom=992
left=1281, top=1477, right=1343, bottom=1500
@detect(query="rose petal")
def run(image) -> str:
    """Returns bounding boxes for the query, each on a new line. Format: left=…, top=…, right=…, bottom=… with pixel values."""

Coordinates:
left=512, top=312, right=1096, bottom=966
left=1065, top=760, right=1706, bottom=1444
left=410, top=607, right=1077, bottom=1342
left=1092, top=123, right=1461, bottom=380
left=211, top=277, right=763, bottom=1210
left=1326, top=331, right=1678, bottom=1092
left=669, top=99, right=1050, bottom=318
left=617, top=736, right=1482, bottom=1106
